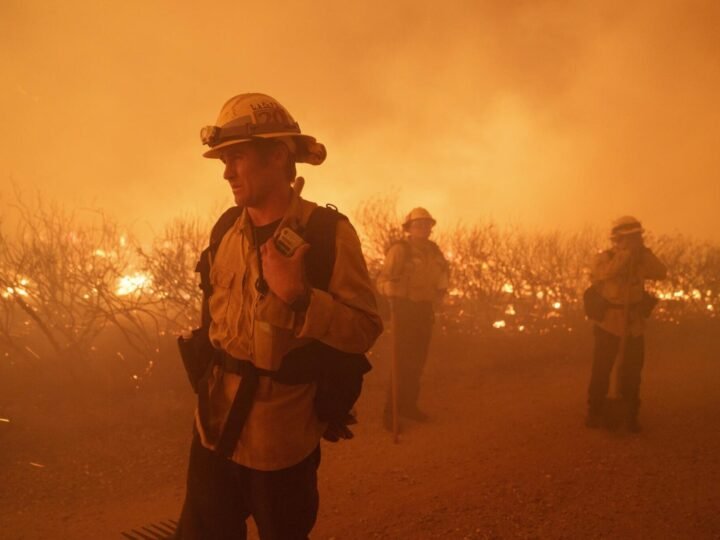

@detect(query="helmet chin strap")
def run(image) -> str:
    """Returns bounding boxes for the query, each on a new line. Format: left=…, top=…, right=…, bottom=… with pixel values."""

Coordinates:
left=293, top=176, right=305, bottom=197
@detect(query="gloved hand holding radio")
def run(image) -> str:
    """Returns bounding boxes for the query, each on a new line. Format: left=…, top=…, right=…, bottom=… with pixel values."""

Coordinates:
left=261, top=237, right=311, bottom=305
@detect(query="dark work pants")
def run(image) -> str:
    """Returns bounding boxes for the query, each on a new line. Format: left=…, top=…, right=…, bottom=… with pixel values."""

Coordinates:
left=588, top=325, right=645, bottom=417
left=386, top=298, right=434, bottom=414
left=175, top=436, right=320, bottom=540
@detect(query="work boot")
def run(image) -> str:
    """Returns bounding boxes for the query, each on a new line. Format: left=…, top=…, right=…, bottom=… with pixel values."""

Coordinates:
left=626, top=412, right=642, bottom=433
left=585, top=403, right=604, bottom=429
left=585, top=413, right=603, bottom=429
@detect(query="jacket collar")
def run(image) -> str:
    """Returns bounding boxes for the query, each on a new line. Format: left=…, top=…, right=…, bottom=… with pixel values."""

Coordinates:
left=233, top=187, right=306, bottom=239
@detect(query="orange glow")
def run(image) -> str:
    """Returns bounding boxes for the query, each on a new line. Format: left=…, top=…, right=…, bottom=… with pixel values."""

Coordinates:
left=115, top=273, right=152, bottom=296
left=1, top=2, right=720, bottom=242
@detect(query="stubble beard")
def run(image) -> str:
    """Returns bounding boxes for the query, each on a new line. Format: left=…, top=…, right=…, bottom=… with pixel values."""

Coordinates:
left=233, top=181, right=271, bottom=210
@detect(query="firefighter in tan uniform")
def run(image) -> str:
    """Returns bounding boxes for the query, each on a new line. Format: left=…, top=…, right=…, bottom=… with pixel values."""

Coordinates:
left=176, top=93, right=382, bottom=540
left=586, top=216, right=667, bottom=432
left=378, top=208, right=449, bottom=428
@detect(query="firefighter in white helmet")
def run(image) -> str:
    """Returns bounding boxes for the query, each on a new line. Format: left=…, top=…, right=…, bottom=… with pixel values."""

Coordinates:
left=585, top=216, right=667, bottom=432
left=377, top=207, right=449, bottom=430
left=176, top=93, right=382, bottom=539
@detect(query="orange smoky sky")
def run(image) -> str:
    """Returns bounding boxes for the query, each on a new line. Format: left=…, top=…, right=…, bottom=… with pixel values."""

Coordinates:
left=1, top=0, right=719, bottom=241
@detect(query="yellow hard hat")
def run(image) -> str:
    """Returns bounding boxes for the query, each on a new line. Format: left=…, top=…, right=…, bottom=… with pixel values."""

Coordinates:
left=200, top=93, right=327, bottom=165
left=611, top=215, right=644, bottom=238
left=403, top=207, right=436, bottom=230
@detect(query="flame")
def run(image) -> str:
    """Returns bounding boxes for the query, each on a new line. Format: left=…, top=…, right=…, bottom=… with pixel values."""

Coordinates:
left=2, top=285, right=29, bottom=299
left=2, top=276, right=31, bottom=298
left=492, top=320, right=506, bottom=329
left=505, top=304, right=516, bottom=315
left=116, top=273, right=151, bottom=296
left=552, top=301, right=562, bottom=309
left=501, top=283, right=514, bottom=294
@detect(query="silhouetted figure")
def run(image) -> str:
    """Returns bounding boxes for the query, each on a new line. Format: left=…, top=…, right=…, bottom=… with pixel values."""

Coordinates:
left=378, top=208, right=448, bottom=430
left=175, top=93, right=382, bottom=540
left=585, top=216, right=667, bottom=432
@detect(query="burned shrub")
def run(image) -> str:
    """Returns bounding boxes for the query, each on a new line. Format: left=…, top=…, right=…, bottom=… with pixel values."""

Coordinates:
left=353, top=197, right=718, bottom=336
left=137, top=216, right=206, bottom=334
left=0, top=197, right=160, bottom=386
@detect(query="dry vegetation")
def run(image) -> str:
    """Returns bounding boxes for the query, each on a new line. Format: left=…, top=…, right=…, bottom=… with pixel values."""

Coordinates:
left=0, top=197, right=207, bottom=391
left=1, top=196, right=719, bottom=540
left=1, top=195, right=718, bottom=392
left=355, top=196, right=720, bottom=335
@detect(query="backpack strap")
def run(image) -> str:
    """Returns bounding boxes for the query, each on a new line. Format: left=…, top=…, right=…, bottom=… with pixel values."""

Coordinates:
left=187, top=206, right=243, bottom=446
left=304, top=205, right=348, bottom=291
left=288, top=205, right=371, bottom=426
left=197, top=204, right=342, bottom=312
left=196, top=206, right=243, bottom=327
left=385, top=238, right=411, bottom=282
left=196, top=202, right=369, bottom=455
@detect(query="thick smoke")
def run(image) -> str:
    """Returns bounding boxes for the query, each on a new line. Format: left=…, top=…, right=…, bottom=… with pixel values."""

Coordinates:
left=1, top=0, right=719, bottom=240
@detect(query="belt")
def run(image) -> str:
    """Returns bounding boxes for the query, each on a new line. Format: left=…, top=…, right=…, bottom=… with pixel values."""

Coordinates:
left=213, top=351, right=275, bottom=457
left=217, top=352, right=275, bottom=377
left=211, top=346, right=325, bottom=457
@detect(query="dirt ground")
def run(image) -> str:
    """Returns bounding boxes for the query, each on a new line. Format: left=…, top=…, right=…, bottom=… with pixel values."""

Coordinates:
left=1, top=321, right=719, bottom=539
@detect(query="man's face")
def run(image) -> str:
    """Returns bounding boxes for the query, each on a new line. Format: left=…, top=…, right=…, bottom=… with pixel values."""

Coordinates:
left=219, top=141, right=284, bottom=208
left=613, top=233, right=644, bottom=251
left=408, top=219, right=434, bottom=240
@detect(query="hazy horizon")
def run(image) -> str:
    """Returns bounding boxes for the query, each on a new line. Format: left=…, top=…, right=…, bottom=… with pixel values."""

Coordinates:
left=2, top=0, right=719, bottom=242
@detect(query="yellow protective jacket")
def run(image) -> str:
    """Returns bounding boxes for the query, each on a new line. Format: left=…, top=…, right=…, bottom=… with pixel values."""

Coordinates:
left=198, top=191, right=383, bottom=471
left=591, top=247, right=667, bottom=337
left=377, top=237, right=449, bottom=303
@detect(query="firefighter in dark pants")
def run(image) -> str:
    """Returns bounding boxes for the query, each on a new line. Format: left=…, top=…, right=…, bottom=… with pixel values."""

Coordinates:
left=378, top=208, right=448, bottom=429
left=586, top=216, right=667, bottom=432
left=176, top=93, right=382, bottom=539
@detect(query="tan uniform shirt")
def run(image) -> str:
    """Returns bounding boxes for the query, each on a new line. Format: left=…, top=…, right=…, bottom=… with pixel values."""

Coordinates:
left=377, top=238, right=449, bottom=302
left=197, top=192, right=383, bottom=471
left=591, top=247, right=667, bottom=337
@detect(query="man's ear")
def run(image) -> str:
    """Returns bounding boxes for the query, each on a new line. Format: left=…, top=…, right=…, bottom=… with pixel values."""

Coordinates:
left=272, top=142, right=290, bottom=166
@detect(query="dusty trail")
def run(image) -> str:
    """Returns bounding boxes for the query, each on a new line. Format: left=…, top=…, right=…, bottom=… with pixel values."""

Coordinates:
left=1, top=323, right=719, bottom=539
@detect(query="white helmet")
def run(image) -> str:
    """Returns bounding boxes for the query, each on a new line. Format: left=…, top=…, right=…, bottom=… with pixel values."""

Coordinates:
left=403, top=207, right=437, bottom=230
left=200, top=93, right=327, bottom=165
left=611, top=215, right=644, bottom=238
